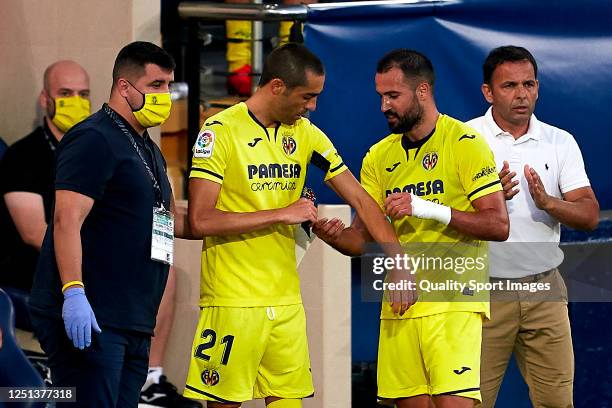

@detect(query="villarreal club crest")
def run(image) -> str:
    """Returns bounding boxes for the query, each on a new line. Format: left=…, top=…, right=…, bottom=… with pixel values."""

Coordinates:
left=422, top=151, right=438, bottom=171
left=201, top=368, right=220, bottom=386
left=282, top=135, right=297, bottom=156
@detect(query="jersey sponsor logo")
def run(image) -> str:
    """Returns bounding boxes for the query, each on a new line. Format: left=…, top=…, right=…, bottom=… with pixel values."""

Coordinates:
left=248, top=137, right=263, bottom=147
left=459, top=134, right=476, bottom=141
left=453, top=366, right=471, bottom=375
left=205, top=120, right=223, bottom=127
left=386, top=162, right=400, bottom=172
left=471, top=166, right=496, bottom=182
left=385, top=179, right=444, bottom=197
left=247, top=163, right=302, bottom=179
left=247, top=163, right=301, bottom=192
left=251, top=180, right=298, bottom=192
left=201, top=368, right=220, bottom=386
left=282, top=135, right=297, bottom=155
left=422, top=152, right=438, bottom=170
left=194, top=130, right=215, bottom=158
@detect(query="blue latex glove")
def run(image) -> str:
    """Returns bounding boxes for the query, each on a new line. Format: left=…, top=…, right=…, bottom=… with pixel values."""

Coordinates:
left=62, top=287, right=101, bottom=349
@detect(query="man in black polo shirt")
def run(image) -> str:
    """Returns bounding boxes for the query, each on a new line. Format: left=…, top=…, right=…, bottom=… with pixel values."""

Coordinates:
left=29, top=42, right=193, bottom=407
left=0, top=60, right=90, bottom=328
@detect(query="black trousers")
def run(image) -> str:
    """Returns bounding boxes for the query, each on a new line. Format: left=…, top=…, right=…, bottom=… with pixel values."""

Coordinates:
left=30, top=312, right=150, bottom=408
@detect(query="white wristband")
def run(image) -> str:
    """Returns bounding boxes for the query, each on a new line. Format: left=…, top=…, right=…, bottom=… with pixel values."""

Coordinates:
left=410, top=195, right=452, bottom=226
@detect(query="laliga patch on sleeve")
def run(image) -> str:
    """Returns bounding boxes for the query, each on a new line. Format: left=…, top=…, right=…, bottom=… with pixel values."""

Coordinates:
left=194, top=130, right=215, bottom=158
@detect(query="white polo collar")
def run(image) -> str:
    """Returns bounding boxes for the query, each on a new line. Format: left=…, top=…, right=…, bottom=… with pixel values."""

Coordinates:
left=484, top=106, right=542, bottom=143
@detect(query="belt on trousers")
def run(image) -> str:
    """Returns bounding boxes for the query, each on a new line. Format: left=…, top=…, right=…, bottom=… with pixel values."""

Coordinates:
left=490, top=268, right=557, bottom=283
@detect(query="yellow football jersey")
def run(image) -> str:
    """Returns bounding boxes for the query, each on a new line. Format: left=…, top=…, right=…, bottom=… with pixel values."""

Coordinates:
left=190, top=102, right=347, bottom=307
left=361, top=114, right=501, bottom=319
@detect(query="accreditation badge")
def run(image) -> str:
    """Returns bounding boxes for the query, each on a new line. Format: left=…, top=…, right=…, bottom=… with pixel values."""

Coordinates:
left=151, top=206, right=174, bottom=265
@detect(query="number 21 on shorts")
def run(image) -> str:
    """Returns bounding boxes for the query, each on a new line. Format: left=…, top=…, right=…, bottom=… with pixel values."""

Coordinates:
left=194, top=328, right=235, bottom=366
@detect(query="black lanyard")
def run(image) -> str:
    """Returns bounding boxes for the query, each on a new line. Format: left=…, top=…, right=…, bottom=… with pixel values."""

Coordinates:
left=103, top=104, right=164, bottom=207
left=42, top=120, right=57, bottom=152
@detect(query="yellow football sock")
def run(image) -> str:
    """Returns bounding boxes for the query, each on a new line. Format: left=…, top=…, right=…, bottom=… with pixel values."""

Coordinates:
left=267, top=399, right=302, bottom=408
left=226, top=20, right=252, bottom=71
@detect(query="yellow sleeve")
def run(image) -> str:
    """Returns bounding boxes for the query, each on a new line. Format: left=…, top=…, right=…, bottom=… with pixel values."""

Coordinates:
left=360, top=150, right=384, bottom=209
left=455, top=130, right=501, bottom=202
left=307, top=123, right=347, bottom=181
left=189, top=123, right=231, bottom=185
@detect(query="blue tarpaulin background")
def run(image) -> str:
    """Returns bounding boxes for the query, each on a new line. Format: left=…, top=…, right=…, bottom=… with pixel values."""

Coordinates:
left=304, top=0, right=612, bottom=210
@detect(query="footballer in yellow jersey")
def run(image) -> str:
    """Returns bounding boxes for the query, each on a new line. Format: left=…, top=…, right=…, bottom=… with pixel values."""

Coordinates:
left=184, top=44, right=403, bottom=406
left=190, top=101, right=346, bottom=308
left=361, top=113, right=499, bottom=320
left=313, top=49, right=508, bottom=405
left=185, top=102, right=345, bottom=403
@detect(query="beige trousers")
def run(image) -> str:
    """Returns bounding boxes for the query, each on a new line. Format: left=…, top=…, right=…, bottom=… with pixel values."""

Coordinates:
left=477, top=269, right=574, bottom=408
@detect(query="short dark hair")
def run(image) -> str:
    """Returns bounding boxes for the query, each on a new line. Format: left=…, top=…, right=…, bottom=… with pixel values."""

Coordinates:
left=483, top=46, right=538, bottom=84
left=376, top=49, right=435, bottom=87
left=259, top=43, right=324, bottom=89
left=112, top=41, right=175, bottom=84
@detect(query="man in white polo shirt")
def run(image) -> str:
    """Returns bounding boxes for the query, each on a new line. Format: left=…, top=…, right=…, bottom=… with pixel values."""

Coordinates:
left=468, top=45, right=599, bottom=408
